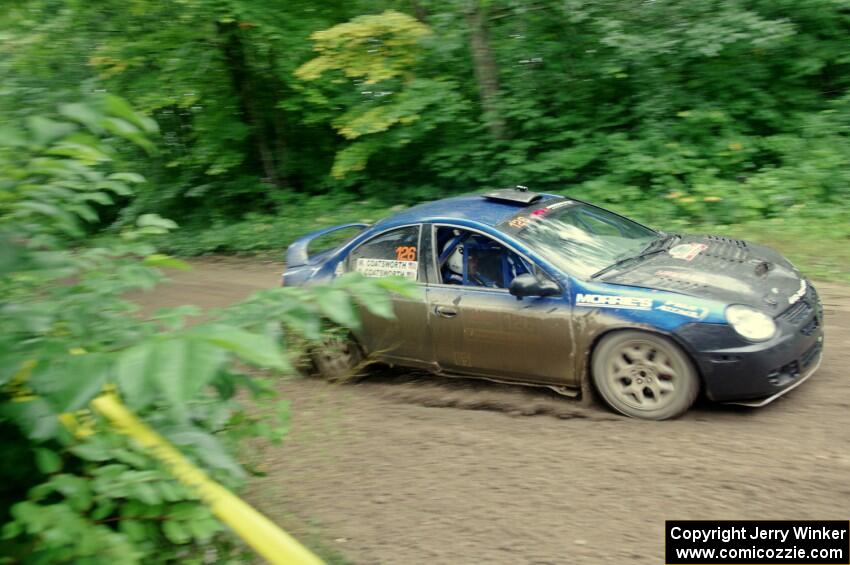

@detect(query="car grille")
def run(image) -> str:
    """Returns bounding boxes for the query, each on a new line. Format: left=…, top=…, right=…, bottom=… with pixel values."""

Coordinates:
left=801, top=314, right=821, bottom=336
left=779, top=299, right=812, bottom=324
left=766, top=340, right=822, bottom=387
left=777, top=281, right=821, bottom=330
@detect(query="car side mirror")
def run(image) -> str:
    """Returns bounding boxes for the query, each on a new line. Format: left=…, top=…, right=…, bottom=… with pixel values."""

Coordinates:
left=509, top=273, right=560, bottom=299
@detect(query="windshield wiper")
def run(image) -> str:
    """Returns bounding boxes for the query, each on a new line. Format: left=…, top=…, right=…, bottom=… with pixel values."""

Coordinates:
left=638, top=232, right=679, bottom=255
left=590, top=233, right=679, bottom=279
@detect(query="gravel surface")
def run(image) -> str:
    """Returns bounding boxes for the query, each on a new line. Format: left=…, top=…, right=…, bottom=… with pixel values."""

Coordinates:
left=137, top=257, right=850, bottom=564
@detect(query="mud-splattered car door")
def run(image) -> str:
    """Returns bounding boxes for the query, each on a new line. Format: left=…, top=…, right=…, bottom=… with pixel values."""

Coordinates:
left=345, top=224, right=431, bottom=366
left=426, top=228, right=576, bottom=385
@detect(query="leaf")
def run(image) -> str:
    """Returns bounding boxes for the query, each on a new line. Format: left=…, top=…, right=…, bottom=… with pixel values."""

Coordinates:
left=187, top=517, right=220, bottom=542
left=46, top=142, right=111, bottom=163
left=90, top=499, right=117, bottom=521
left=80, top=191, right=114, bottom=206
left=26, top=116, right=77, bottom=146
left=28, top=353, right=111, bottom=413
left=108, top=172, right=146, bottom=184
left=100, top=116, right=140, bottom=136
left=115, top=342, right=157, bottom=409
left=117, top=337, right=225, bottom=409
left=67, top=203, right=99, bottom=223
left=338, top=276, right=396, bottom=319
left=97, top=180, right=134, bottom=196
left=163, top=428, right=246, bottom=479
left=136, top=213, right=178, bottom=230
left=34, top=448, right=62, bottom=474
left=279, top=307, right=322, bottom=340
left=119, top=519, right=148, bottom=542
left=0, top=125, right=27, bottom=147
left=51, top=474, right=93, bottom=511
left=373, top=276, right=418, bottom=298
left=0, top=398, right=61, bottom=440
left=143, top=254, right=190, bottom=270
left=194, top=325, right=290, bottom=371
left=131, top=482, right=160, bottom=505
left=15, top=201, right=83, bottom=236
left=162, top=520, right=191, bottom=544
left=151, top=338, right=227, bottom=405
left=313, top=287, right=361, bottom=329
left=69, top=441, right=112, bottom=462
left=58, top=102, right=103, bottom=133
left=104, top=94, right=159, bottom=134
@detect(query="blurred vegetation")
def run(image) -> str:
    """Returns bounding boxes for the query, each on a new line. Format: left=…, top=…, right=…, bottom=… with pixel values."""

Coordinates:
left=1, top=0, right=848, bottom=279
left=0, top=96, right=409, bottom=561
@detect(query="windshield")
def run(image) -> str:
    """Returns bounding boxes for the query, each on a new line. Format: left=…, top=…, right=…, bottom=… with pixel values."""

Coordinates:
left=504, top=201, right=658, bottom=279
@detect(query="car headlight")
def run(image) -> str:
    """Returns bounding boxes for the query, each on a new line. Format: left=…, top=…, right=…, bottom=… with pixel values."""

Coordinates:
left=725, top=305, right=777, bottom=341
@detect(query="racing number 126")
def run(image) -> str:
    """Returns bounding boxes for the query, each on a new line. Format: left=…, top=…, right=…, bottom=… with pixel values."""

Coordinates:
left=395, top=246, right=416, bottom=261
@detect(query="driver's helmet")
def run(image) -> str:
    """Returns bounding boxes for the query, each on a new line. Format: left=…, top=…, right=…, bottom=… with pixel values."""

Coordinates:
left=446, top=243, right=464, bottom=275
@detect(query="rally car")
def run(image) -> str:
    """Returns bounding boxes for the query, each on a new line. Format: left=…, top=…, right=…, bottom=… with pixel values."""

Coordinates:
left=283, top=188, right=824, bottom=420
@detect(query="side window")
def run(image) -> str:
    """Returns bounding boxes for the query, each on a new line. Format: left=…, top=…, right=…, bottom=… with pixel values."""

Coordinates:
left=347, top=226, right=421, bottom=281
left=435, top=227, right=531, bottom=289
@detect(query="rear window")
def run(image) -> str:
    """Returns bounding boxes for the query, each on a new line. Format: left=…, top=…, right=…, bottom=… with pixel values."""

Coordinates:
left=346, top=225, right=422, bottom=281
left=307, top=225, right=366, bottom=259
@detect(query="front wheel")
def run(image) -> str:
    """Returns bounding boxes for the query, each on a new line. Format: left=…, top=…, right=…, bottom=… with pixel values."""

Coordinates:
left=312, top=332, right=364, bottom=382
left=591, top=330, right=699, bottom=420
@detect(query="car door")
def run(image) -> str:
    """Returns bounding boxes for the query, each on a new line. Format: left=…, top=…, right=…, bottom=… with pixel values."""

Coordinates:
left=426, top=225, right=575, bottom=385
left=344, top=224, right=433, bottom=368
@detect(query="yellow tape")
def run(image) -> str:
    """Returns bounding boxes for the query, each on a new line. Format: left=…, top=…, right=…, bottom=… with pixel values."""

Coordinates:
left=91, top=394, right=324, bottom=565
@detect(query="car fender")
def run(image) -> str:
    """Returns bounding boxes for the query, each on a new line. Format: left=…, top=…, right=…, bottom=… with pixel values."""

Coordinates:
left=567, top=280, right=727, bottom=388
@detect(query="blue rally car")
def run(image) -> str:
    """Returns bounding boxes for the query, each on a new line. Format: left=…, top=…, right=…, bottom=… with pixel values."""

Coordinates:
left=283, top=188, right=824, bottom=419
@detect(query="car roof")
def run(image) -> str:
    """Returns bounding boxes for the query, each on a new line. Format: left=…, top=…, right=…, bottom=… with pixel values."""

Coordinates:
left=376, top=193, right=561, bottom=228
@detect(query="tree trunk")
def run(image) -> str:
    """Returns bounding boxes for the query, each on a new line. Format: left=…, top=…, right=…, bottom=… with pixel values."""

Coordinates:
left=218, top=22, right=281, bottom=187
left=466, top=2, right=506, bottom=140
left=410, top=0, right=428, bottom=22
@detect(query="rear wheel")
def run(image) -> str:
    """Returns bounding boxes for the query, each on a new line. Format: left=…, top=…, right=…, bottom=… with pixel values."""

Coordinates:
left=591, top=330, right=698, bottom=420
left=312, top=332, right=364, bottom=382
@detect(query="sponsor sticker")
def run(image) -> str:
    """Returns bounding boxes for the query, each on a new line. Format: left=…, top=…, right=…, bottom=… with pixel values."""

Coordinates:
left=395, top=245, right=417, bottom=261
left=508, top=216, right=529, bottom=229
left=355, top=258, right=418, bottom=280
left=576, top=293, right=653, bottom=310
left=788, top=278, right=807, bottom=304
left=656, top=300, right=709, bottom=320
left=669, top=243, right=708, bottom=261
left=531, top=200, right=574, bottom=217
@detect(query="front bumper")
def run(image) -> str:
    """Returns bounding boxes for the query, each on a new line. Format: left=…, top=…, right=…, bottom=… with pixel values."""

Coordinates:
left=674, top=284, right=824, bottom=404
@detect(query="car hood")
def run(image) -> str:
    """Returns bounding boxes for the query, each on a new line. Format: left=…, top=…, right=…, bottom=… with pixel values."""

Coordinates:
left=600, top=235, right=804, bottom=315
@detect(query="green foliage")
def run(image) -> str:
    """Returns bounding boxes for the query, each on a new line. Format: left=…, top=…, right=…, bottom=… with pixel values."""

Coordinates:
left=1, top=3, right=848, bottom=559
left=296, top=10, right=433, bottom=84
left=0, top=99, right=408, bottom=562
left=4, top=0, right=848, bottom=253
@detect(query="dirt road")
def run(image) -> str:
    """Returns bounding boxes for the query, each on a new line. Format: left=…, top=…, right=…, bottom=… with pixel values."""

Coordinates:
left=138, top=258, right=850, bottom=564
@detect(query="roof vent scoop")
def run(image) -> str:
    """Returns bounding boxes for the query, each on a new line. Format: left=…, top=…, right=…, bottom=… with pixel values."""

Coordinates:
left=483, top=186, right=543, bottom=205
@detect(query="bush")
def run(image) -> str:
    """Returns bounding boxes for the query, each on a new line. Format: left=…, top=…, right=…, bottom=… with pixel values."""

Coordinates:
left=0, top=99, right=410, bottom=563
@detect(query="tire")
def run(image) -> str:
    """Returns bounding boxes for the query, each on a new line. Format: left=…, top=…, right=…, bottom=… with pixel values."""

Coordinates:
left=312, top=331, right=364, bottom=382
left=591, top=330, right=699, bottom=420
